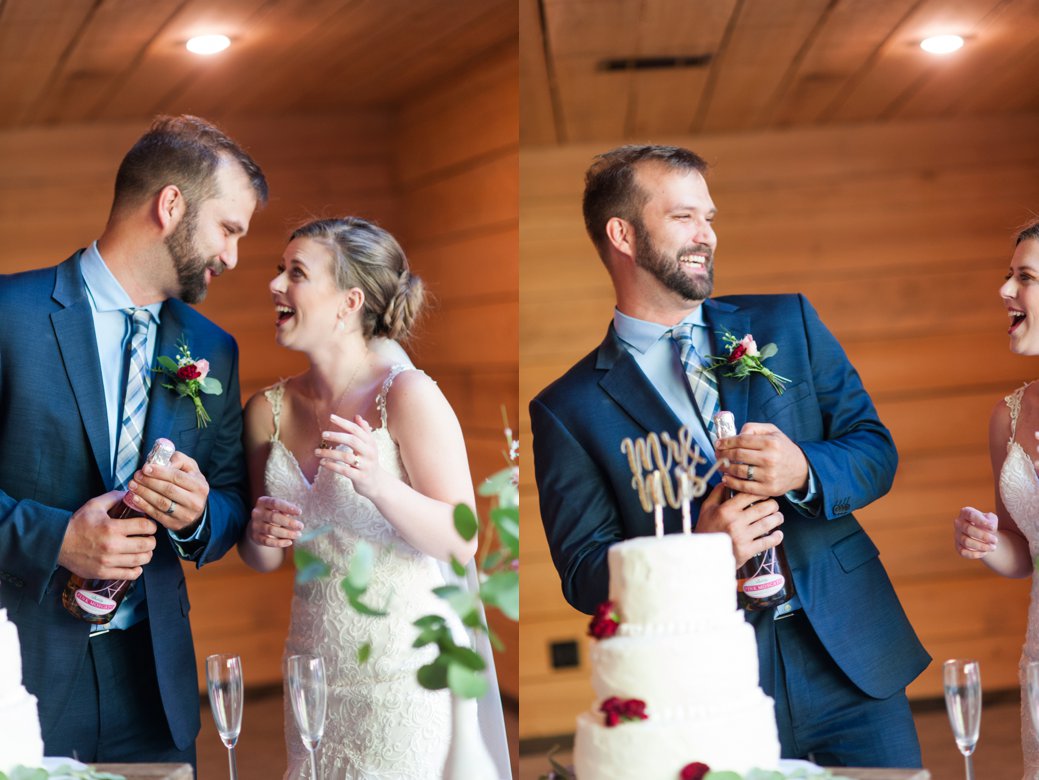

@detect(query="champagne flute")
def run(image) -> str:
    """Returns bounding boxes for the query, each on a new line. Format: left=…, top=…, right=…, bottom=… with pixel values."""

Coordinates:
left=207, top=653, right=244, bottom=780
left=287, top=654, right=327, bottom=780
left=944, top=658, right=981, bottom=780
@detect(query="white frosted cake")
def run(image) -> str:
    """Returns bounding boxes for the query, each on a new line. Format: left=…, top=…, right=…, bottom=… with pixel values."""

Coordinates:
left=0, top=608, right=44, bottom=773
left=575, top=533, right=780, bottom=779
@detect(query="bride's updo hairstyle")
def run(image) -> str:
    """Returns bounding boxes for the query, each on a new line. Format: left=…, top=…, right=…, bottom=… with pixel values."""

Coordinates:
left=1017, top=219, right=1039, bottom=245
left=291, top=217, right=425, bottom=342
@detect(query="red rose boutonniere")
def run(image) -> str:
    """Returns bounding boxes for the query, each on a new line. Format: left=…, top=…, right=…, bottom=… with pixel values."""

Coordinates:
left=600, top=696, right=648, bottom=727
left=680, top=763, right=711, bottom=780
left=154, top=337, right=223, bottom=428
left=706, top=331, right=790, bottom=395
left=588, top=600, right=621, bottom=639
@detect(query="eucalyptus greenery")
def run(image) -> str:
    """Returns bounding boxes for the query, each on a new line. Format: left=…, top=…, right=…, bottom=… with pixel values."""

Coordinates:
left=294, top=411, right=519, bottom=699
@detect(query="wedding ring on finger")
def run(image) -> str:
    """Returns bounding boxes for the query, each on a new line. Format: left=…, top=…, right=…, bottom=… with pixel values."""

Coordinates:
left=165, top=500, right=177, bottom=516
left=352, top=454, right=361, bottom=468
left=746, top=464, right=755, bottom=482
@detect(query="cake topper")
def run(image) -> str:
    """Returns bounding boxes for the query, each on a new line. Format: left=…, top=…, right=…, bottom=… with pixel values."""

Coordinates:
left=620, top=426, right=725, bottom=536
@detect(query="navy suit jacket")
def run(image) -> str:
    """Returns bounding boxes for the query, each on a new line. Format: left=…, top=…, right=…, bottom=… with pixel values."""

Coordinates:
left=531, top=293, right=930, bottom=699
left=0, top=252, right=249, bottom=749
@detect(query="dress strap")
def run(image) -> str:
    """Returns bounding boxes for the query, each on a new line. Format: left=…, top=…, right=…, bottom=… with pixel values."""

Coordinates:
left=1006, top=383, right=1029, bottom=440
left=376, top=364, right=427, bottom=429
left=263, top=382, right=287, bottom=442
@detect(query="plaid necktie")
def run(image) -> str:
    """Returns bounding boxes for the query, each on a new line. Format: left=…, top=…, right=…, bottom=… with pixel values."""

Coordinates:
left=671, top=322, right=720, bottom=435
left=114, top=308, right=152, bottom=489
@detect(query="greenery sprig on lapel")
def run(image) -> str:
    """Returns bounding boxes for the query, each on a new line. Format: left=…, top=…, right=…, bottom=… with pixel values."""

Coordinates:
left=153, top=336, right=223, bottom=428
left=706, top=330, right=791, bottom=395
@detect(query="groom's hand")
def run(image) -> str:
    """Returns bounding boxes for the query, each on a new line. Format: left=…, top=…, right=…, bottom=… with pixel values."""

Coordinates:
left=58, top=491, right=158, bottom=580
left=716, top=422, right=809, bottom=498
left=696, top=483, right=784, bottom=568
left=127, top=452, right=210, bottom=533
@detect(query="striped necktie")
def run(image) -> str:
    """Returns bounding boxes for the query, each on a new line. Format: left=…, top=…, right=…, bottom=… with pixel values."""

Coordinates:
left=670, top=322, right=721, bottom=435
left=114, top=308, right=152, bottom=489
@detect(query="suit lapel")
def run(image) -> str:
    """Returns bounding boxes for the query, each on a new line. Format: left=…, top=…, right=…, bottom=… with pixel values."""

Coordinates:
left=50, top=255, right=113, bottom=489
left=703, top=300, right=751, bottom=429
left=141, top=302, right=186, bottom=449
left=596, top=326, right=684, bottom=437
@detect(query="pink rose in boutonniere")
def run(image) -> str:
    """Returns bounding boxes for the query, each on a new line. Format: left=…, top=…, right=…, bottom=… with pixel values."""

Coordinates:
left=154, top=338, right=223, bottom=428
left=707, top=330, right=791, bottom=395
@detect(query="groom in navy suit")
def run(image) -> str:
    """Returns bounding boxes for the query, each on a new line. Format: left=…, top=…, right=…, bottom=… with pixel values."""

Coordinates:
left=0, top=116, right=267, bottom=767
left=531, top=145, right=930, bottom=767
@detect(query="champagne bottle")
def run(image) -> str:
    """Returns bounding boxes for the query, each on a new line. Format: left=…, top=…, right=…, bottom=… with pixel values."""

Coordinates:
left=61, top=438, right=176, bottom=624
left=712, top=411, right=795, bottom=612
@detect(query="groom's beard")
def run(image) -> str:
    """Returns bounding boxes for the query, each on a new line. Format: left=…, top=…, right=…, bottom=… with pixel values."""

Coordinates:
left=167, top=208, right=221, bottom=305
left=633, top=222, right=714, bottom=302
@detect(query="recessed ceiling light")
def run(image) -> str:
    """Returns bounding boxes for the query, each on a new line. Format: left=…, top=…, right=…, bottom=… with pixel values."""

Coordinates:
left=186, top=34, right=231, bottom=55
left=920, top=35, right=964, bottom=55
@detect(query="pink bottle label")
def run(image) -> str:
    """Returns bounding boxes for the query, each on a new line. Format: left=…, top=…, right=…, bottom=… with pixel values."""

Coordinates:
left=743, top=574, right=785, bottom=599
left=74, top=590, right=117, bottom=616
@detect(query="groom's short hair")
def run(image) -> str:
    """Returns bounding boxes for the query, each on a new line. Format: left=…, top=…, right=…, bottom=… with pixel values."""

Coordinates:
left=582, top=144, right=708, bottom=261
left=110, top=115, right=268, bottom=216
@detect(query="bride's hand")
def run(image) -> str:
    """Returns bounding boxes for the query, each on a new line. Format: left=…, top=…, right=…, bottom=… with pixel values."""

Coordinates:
left=316, top=414, right=388, bottom=500
left=954, top=506, right=998, bottom=559
left=248, top=496, right=303, bottom=548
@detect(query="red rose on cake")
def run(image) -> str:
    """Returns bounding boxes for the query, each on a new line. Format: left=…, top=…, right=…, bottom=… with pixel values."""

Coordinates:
left=599, top=696, right=648, bottom=727
left=588, top=600, right=620, bottom=639
left=680, top=762, right=711, bottom=780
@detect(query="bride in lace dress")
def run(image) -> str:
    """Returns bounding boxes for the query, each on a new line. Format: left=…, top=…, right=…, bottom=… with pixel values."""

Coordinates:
left=954, top=220, right=1039, bottom=779
left=237, top=218, right=510, bottom=779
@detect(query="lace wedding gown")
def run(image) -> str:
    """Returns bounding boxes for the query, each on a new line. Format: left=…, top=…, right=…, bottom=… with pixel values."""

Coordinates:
left=264, top=366, right=472, bottom=779
left=998, top=384, right=1039, bottom=778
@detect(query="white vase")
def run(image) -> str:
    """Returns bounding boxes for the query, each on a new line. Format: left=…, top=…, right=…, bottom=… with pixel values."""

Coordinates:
left=442, top=692, right=498, bottom=779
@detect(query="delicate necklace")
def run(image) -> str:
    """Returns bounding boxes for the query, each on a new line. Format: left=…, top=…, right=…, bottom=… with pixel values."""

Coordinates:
left=311, top=351, right=367, bottom=449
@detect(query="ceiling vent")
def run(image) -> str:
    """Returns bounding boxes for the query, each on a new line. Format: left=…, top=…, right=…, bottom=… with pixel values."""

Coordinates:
left=598, top=54, right=713, bottom=72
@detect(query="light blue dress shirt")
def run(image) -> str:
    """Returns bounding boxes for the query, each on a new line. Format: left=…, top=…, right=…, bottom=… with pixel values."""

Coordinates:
left=81, top=242, right=207, bottom=630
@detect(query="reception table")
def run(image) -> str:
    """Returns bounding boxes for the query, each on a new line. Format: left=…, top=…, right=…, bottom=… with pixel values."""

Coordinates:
left=91, top=765, right=193, bottom=780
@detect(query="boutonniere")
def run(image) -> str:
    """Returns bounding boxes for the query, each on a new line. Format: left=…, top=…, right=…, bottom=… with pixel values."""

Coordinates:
left=154, top=337, right=223, bottom=427
left=706, top=331, right=791, bottom=395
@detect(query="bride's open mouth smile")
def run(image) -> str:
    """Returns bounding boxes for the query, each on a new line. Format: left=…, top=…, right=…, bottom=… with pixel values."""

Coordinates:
left=1009, top=308, right=1026, bottom=334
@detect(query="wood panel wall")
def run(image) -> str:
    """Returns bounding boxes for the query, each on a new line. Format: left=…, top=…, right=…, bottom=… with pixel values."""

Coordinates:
left=519, top=113, right=1039, bottom=738
left=392, top=42, right=520, bottom=701
left=0, top=66, right=519, bottom=711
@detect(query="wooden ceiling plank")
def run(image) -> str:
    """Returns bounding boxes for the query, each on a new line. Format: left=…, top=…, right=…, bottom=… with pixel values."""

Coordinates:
left=0, top=0, right=97, bottom=127
left=826, top=0, right=1006, bottom=123
left=553, top=57, right=631, bottom=142
left=152, top=0, right=372, bottom=119
left=768, top=0, right=921, bottom=127
left=27, top=0, right=186, bottom=125
left=629, top=0, right=735, bottom=138
left=93, top=0, right=280, bottom=121
left=332, top=1, right=518, bottom=105
left=520, top=0, right=559, bottom=146
left=542, top=0, right=640, bottom=143
left=699, top=0, right=832, bottom=134
left=891, top=0, right=1039, bottom=119
left=228, top=0, right=513, bottom=115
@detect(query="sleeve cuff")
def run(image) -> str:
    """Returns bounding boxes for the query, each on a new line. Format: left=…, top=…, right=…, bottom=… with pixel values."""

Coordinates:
left=168, top=505, right=211, bottom=560
left=785, top=466, right=821, bottom=516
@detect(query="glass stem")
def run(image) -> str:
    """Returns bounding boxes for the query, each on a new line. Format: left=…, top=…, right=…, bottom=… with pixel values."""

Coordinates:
left=308, top=745, right=319, bottom=780
left=964, top=754, right=974, bottom=780
left=228, top=745, right=239, bottom=780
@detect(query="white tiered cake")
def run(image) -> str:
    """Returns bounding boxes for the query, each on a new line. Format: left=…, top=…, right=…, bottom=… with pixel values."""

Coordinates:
left=575, top=533, right=781, bottom=779
left=0, top=607, right=45, bottom=774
